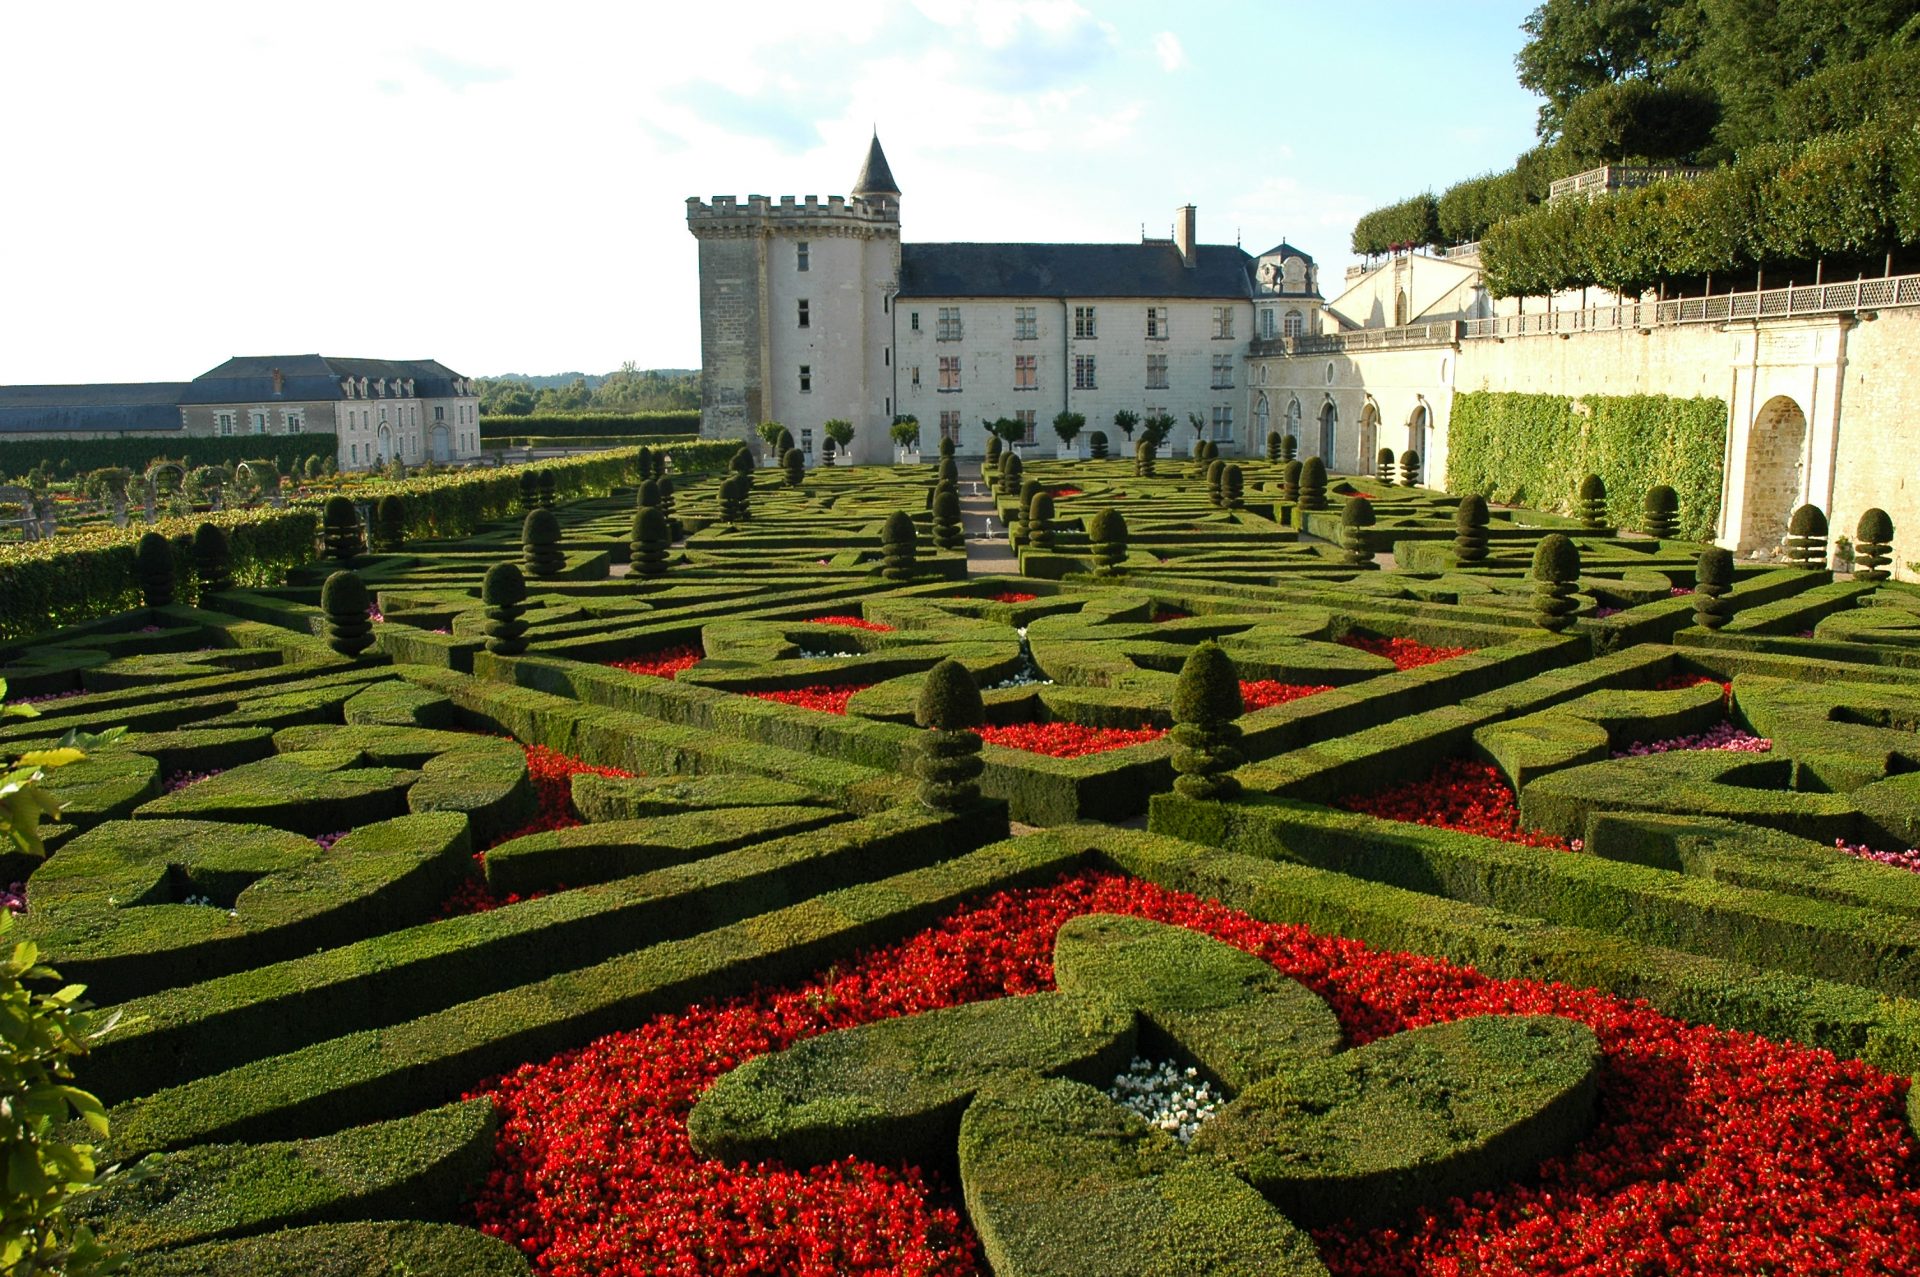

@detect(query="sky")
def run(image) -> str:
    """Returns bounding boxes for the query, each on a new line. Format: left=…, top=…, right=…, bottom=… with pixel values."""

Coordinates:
left=0, top=1, right=1543, bottom=385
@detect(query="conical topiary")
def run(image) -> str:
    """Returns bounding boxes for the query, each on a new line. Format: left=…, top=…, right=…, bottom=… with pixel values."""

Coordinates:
left=1575, top=474, right=1607, bottom=529
left=1340, top=495, right=1376, bottom=567
left=937, top=457, right=959, bottom=489
left=1266, top=431, right=1283, bottom=462
left=136, top=530, right=174, bottom=607
left=1532, top=533, right=1581, bottom=632
left=1171, top=640, right=1244, bottom=801
left=778, top=429, right=796, bottom=455
left=322, top=495, right=364, bottom=564
left=938, top=435, right=955, bottom=459
left=1281, top=433, right=1298, bottom=462
left=522, top=508, right=564, bottom=578
left=518, top=468, right=539, bottom=512
left=1400, top=449, right=1421, bottom=487
left=1642, top=484, right=1679, bottom=539
left=783, top=448, right=805, bottom=488
left=934, top=487, right=964, bottom=551
left=1299, top=456, right=1328, bottom=511
left=730, top=447, right=755, bottom=478
left=1089, top=508, right=1128, bottom=574
left=1453, top=494, right=1490, bottom=563
left=482, top=561, right=530, bottom=656
left=985, top=435, right=1002, bottom=468
left=1088, top=430, right=1109, bottom=460
left=1786, top=504, right=1829, bottom=569
left=321, top=569, right=375, bottom=658
left=192, top=521, right=233, bottom=594
left=1375, top=447, right=1396, bottom=485
left=1135, top=439, right=1157, bottom=477
left=1694, top=546, right=1734, bottom=628
left=1206, top=458, right=1226, bottom=507
left=1281, top=459, right=1302, bottom=502
left=720, top=472, right=752, bottom=523
left=630, top=506, right=670, bottom=578
left=881, top=511, right=920, bottom=580
left=657, top=473, right=675, bottom=519
left=635, top=447, right=654, bottom=484
left=536, top=471, right=557, bottom=510
left=1026, top=491, right=1055, bottom=551
left=914, top=658, right=985, bottom=811
left=374, top=494, right=406, bottom=552
left=1223, top=464, right=1244, bottom=510
left=1012, top=478, right=1041, bottom=547
left=1002, top=453, right=1023, bottom=492
left=637, top=478, right=661, bottom=511
left=1855, top=508, right=1895, bottom=581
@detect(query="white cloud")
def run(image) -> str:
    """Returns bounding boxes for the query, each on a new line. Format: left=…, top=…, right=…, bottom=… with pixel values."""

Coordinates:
left=1153, top=31, right=1188, bottom=72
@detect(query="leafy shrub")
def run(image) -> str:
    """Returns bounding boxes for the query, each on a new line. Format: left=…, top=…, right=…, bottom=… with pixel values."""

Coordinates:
left=1087, top=431, right=1108, bottom=460
left=1171, top=641, right=1243, bottom=800
left=1351, top=193, right=1441, bottom=256
left=478, top=412, right=697, bottom=440
left=932, top=489, right=963, bottom=552
left=1400, top=449, right=1422, bottom=487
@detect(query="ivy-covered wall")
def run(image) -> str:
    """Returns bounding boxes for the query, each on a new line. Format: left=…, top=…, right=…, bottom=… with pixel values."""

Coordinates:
left=1447, top=391, right=1726, bottom=539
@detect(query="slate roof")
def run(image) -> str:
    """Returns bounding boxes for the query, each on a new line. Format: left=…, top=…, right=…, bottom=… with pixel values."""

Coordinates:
left=853, top=134, right=900, bottom=197
left=1255, top=241, right=1316, bottom=263
left=0, top=383, right=187, bottom=434
left=897, top=242, right=1256, bottom=300
left=181, top=355, right=467, bottom=404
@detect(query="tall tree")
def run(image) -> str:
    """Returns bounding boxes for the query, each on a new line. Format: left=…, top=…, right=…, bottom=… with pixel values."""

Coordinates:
left=1516, top=0, right=1693, bottom=140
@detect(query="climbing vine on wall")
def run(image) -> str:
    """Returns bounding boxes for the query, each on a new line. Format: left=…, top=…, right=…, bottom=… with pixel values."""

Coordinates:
left=1448, top=391, right=1725, bottom=539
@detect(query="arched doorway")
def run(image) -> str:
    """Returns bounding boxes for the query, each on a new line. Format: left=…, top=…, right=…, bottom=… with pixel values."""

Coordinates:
left=1254, top=393, right=1270, bottom=443
left=1285, top=398, right=1302, bottom=448
left=1357, top=401, right=1379, bottom=475
left=1408, top=401, right=1429, bottom=460
left=430, top=424, right=452, bottom=463
left=1739, top=395, right=1807, bottom=554
left=376, top=425, right=393, bottom=466
left=1394, top=290, right=1409, bottom=326
left=1318, top=401, right=1338, bottom=463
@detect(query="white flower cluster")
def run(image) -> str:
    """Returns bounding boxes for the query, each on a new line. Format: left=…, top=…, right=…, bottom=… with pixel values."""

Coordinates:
left=182, top=894, right=214, bottom=907
left=988, top=669, right=1054, bottom=690
left=1106, top=1057, right=1221, bottom=1143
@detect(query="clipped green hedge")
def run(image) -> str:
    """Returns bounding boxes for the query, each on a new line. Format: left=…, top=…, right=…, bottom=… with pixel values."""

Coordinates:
left=1350, top=194, right=1441, bottom=256
left=120, top=1221, right=529, bottom=1277
left=1446, top=390, right=1724, bottom=539
left=0, top=434, right=337, bottom=481
left=479, top=411, right=699, bottom=439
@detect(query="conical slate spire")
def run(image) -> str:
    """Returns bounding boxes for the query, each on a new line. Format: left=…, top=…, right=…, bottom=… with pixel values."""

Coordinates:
left=853, top=132, right=900, bottom=198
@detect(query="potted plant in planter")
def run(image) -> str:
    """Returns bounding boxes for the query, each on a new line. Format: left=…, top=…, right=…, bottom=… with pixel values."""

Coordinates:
left=889, top=415, right=921, bottom=465
left=1051, top=410, right=1087, bottom=460
left=987, top=416, right=1028, bottom=457
left=1186, top=412, right=1208, bottom=458
left=1112, top=409, right=1138, bottom=450
left=756, top=420, right=787, bottom=463
left=822, top=419, right=856, bottom=466
left=1140, top=412, right=1177, bottom=454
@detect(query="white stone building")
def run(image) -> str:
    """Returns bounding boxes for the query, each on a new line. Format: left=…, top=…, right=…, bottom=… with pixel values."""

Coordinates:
left=688, top=136, right=1323, bottom=461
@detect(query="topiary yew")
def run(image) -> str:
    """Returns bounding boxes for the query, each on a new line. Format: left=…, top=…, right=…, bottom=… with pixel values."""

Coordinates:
left=1281, top=459, right=1302, bottom=502
left=1575, top=474, right=1607, bottom=529
left=1135, top=439, right=1156, bottom=477
left=1786, top=504, right=1830, bottom=569
left=635, top=447, right=654, bottom=484
left=730, top=447, right=755, bottom=478
left=1643, top=484, right=1680, bottom=539
left=1002, top=453, right=1023, bottom=493
left=1454, top=494, right=1490, bottom=563
left=985, top=434, right=1002, bottom=468
left=1694, top=546, right=1735, bottom=628
left=1223, top=463, right=1244, bottom=510
left=135, top=530, right=174, bottom=606
left=374, top=494, right=406, bottom=552
left=522, top=508, right=564, bottom=578
left=1281, top=433, right=1298, bottom=462
left=782, top=448, right=805, bottom=488
left=517, top=468, right=539, bottom=512
left=322, top=495, right=364, bottom=564
left=1026, top=490, right=1055, bottom=551
left=1088, top=430, right=1108, bottom=460
left=1171, top=640, right=1244, bottom=800
left=720, top=472, right=752, bottom=524
left=1376, top=447, right=1396, bottom=485
left=637, top=478, right=661, bottom=512
left=630, top=506, right=670, bottom=578
left=1266, top=431, right=1283, bottom=462
left=321, top=570, right=375, bottom=658
left=937, top=457, right=959, bottom=489
left=1206, top=458, right=1227, bottom=507
left=1531, top=533, right=1581, bottom=632
left=914, top=658, right=984, bottom=811
left=1089, top=508, right=1128, bottom=573
left=1340, top=495, right=1376, bottom=567
left=1298, top=456, right=1328, bottom=511
left=881, top=511, right=920, bottom=580
left=1400, top=449, right=1421, bottom=487
left=1855, top=508, right=1894, bottom=581
left=482, top=562, right=530, bottom=656
left=536, top=470, right=556, bottom=510
left=933, top=487, right=964, bottom=550
left=938, top=435, right=955, bottom=459
left=657, top=472, right=675, bottom=517
left=192, top=522, right=233, bottom=594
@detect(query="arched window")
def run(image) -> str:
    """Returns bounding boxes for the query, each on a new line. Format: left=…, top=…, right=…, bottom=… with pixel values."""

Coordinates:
left=1285, top=397, right=1302, bottom=442
left=1394, top=290, right=1409, bottom=326
left=1255, top=393, right=1270, bottom=438
left=1283, top=310, right=1304, bottom=338
left=1318, top=401, right=1337, bottom=461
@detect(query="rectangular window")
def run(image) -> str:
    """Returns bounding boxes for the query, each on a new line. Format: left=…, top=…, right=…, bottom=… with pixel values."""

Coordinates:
left=1073, top=355, right=1096, bottom=389
left=937, top=307, right=962, bottom=341
left=250, top=410, right=267, bottom=435
left=1014, top=306, right=1037, bottom=340
left=911, top=311, right=920, bottom=331
left=799, top=364, right=812, bottom=394
left=1145, top=306, right=1168, bottom=339
left=1016, top=409, right=1037, bottom=444
left=1212, top=404, right=1234, bottom=440
left=287, top=411, right=303, bottom=434
left=939, top=410, right=961, bottom=443
left=1146, top=354, right=1169, bottom=389
left=1283, top=310, right=1305, bottom=339
left=217, top=412, right=234, bottom=436
left=884, top=347, right=891, bottom=366
left=797, top=241, right=810, bottom=272
left=1212, top=307, right=1235, bottom=339
left=1014, top=354, right=1037, bottom=389
left=800, top=427, right=814, bottom=457
left=1211, top=354, right=1234, bottom=389
left=1260, top=308, right=1275, bottom=339
left=798, top=299, right=810, bottom=328
left=1073, top=306, right=1097, bottom=339
left=911, top=366, right=921, bottom=388
left=938, top=355, right=961, bottom=391
left=350, top=442, right=358, bottom=462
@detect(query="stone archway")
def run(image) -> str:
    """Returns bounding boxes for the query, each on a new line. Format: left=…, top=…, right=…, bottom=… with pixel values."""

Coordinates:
left=430, top=423, right=452, bottom=463
left=1318, top=401, right=1338, bottom=464
left=1408, top=401, right=1429, bottom=460
left=376, top=425, right=394, bottom=465
left=1254, top=394, right=1270, bottom=443
left=1357, top=401, right=1379, bottom=475
left=1739, top=395, right=1807, bottom=555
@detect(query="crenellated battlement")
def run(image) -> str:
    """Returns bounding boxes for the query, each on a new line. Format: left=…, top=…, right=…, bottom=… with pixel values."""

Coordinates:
left=687, top=192, right=899, bottom=240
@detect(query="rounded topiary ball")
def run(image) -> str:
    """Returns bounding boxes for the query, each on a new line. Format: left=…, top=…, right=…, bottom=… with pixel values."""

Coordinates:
left=1531, top=533, right=1582, bottom=633
left=375, top=494, right=407, bottom=551
left=522, top=508, right=564, bottom=577
left=1643, top=484, right=1679, bottom=538
left=1855, top=507, right=1895, bottom=581
left=321, top=569, right=374, bottom=658
left=1694, top=546, right=1735, bottom=628
left=1173, top=640, right=1243, bottom=725
left=192, top=521, right=233, bottom=593
left=630, top=506, right=670, bottom=578
left=136, top=530, right=175, bottom=607
left=322, top=495, right=364, bottom=564
left=917, top=657, right=986, bottom=731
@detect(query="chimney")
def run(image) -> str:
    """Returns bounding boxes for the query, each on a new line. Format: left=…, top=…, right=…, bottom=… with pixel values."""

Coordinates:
left=270, top=367, right=285, bottom=396
left=1174, top=205, right=1197, bottom=268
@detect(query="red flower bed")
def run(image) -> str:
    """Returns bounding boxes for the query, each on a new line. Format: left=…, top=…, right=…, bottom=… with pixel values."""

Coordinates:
left=1051, top=487, right=1083, bottom=498
left=806, top=616, right=893, bottom=632
left=1240, top=680, right=1333, bottom=711
left=441, top=745, right=636, bottom=917
left=1341, top=757, right=1572, bottom=850
left=1151, top=607, right=1191, bottom=623
left=605, top=644, right=703, bottom=680
left=1656, top=671, right=1733, bottom=705
left=750, top=684, right=875, bottom=715
left=469, top=871, right=1920, bottom=1277
left=986, top=591, right=1038, bottom=604
left=1338, top=634, right=1473, bottom=669
left=971, top=721, right=1165, bottom=757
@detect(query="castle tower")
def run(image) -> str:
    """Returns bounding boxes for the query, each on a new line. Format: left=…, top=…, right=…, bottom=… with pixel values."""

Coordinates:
left=687, top=135, right=903, bottom=461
